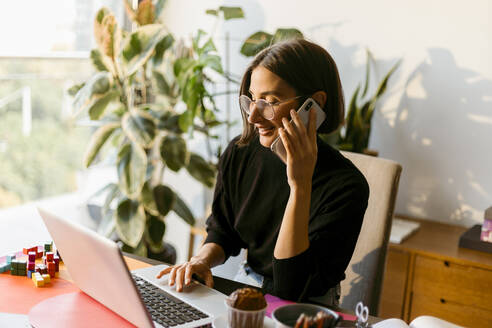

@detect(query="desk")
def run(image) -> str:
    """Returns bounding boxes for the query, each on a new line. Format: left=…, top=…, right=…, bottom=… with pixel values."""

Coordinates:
left=379, top=216, right=492, bottom=327
left=1, top=251, right=380, bottom=326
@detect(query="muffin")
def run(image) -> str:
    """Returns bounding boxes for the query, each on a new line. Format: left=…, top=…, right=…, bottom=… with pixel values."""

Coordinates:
left=225, top=288, right=267, bottom=328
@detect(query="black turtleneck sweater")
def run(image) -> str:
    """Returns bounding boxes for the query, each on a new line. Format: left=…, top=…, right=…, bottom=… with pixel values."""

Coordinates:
left=204, top=135, right=369, bottom=301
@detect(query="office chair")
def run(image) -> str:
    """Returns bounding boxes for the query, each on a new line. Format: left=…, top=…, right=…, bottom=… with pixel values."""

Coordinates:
left=329, top=151, right=402, bottom=315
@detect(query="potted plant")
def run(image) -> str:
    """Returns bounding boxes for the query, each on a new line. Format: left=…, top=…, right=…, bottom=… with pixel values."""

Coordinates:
left=324, top=50, right=401, bottom=155
left=70, top=0, right=243, bottom=262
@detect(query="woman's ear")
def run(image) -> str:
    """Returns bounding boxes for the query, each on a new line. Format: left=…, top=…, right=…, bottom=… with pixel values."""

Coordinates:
left=311, top=91, right=327, bottom=108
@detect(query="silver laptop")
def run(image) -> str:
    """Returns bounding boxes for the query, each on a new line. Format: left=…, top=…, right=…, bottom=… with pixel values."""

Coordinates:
left=38, top=208, right=227, bottom=328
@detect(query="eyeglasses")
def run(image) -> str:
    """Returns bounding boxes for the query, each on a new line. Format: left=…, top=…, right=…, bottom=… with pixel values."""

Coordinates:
left=239, top=95, right=304, bottom=120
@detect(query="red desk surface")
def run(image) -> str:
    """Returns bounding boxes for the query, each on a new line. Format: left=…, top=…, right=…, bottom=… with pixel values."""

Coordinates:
left=2, top=252, right=356, bottom=326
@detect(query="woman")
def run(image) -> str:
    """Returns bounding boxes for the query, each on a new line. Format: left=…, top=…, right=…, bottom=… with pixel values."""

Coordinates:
left=156, top=39, right=369, bottom=305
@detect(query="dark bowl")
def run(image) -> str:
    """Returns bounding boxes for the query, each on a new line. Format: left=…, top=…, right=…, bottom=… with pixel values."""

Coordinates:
left=272, top=303, right=340, bottom=328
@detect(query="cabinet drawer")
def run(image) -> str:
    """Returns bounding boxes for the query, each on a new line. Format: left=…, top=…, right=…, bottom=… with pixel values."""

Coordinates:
left=410, top=293, right=492, bottom=328
left=412, top=255, right=492, bottom=309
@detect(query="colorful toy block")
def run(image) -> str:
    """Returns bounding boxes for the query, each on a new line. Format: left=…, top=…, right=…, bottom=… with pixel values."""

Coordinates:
left=46, top=252, right=54, bottom=261
left=9, top=259, right=27, bottom=276
left=11, top=269, right=26, bottom=276
left=44, top=242, right=53, bottom=255
left=17, top=259, right=26, bottom=270
left=42, top=274, right=51, bottom=284
left=33, top=273, right=44, bottom=287
left=53, top=255, right=60, bottom=272
left=23, top=246, right=37, bottom=255
left=36, top=246, right=44, bottom=259
left=7, top=242, right=59, bottom=286
left=28, top=251, right=36, bottom=262
left=0, top=262, right=11, bottom=273
left=36, top=264, right=47, bottom=275
left=47, top=262, right=55, bottom=278
left=6, top=254, right=16, bottom=264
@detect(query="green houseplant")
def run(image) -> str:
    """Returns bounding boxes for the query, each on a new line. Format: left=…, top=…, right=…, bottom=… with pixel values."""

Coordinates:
left=239, top=28, right=303, bottom=57
left=325, top=50, right=401, bottom=154
left=71, top=1, right=244, bottom=260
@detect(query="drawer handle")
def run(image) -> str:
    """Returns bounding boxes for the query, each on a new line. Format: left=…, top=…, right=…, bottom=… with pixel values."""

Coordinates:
left=443, top=261, right=450, bottom=267
left=440, top=298, right=446, bottom=304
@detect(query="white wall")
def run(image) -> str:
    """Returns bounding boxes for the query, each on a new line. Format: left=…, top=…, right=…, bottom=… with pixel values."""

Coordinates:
left=161, top=0, right=492, bottom=227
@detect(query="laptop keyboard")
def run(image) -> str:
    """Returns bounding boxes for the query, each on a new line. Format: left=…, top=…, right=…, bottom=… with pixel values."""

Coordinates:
left=132, top=274, right=210, bottom=327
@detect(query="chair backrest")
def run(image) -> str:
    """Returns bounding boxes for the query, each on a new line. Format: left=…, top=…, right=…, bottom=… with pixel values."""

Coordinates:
left=339, top=151, right=402, bottom=315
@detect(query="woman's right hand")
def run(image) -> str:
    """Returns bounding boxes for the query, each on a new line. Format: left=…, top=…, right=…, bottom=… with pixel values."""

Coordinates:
left=155, top=256, right=214, bottom=292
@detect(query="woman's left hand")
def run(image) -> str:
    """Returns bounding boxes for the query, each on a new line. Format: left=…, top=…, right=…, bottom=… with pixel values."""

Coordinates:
left=278, top=108, right=318, bottom=190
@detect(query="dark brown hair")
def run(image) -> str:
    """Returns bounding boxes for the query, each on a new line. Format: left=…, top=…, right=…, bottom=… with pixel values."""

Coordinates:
left=237, top=38, right=345, bottom=146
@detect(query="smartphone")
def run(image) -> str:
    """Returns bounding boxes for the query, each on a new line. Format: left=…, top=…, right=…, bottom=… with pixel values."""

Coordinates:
left=270, top=97, right=326, bottom=163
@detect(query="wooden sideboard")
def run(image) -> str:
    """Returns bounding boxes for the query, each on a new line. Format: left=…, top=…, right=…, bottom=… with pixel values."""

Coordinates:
left=378, top=216, right=492, bottom=327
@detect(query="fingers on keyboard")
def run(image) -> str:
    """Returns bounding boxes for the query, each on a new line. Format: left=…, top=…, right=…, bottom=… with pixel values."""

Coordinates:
left=155, top=266, right=172, bottom=278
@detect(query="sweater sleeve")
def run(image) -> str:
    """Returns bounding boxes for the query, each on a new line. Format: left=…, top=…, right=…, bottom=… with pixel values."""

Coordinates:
left=269, top=173, right=369, bottom=301
left=203, top=142, right=245, bottom=262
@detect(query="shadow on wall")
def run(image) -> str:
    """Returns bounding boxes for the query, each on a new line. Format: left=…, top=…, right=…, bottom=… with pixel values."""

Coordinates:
left=374, top=48, right=492, bottom=226
left=310, top=22, right=492, bottom=226
left=340, top=247, right=382, bottom=315
left=307, top=22, right=403, bottom=101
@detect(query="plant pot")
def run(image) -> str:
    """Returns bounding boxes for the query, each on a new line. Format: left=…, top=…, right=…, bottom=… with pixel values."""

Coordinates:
left=114, top=236, right=177, bottom=265
left=147, top=242, right=177, bottom=265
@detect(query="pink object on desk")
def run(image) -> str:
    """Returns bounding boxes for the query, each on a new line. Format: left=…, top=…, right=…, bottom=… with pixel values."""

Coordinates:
left=483, top=218, right=492, bottom=231
left=264, top=294, right=357, bottom=321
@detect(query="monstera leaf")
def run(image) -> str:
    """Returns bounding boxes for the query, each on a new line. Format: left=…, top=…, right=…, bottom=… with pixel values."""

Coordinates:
left=240, top=31, right=272, bottom=57
left=172, top=193, right=195, bottom=226
left=136, top=0, right=155, bottom=25
left=88, top=90, right=120, bottom=120
left=186, top=153, right=216, bottom=188
left=140, top=181, right=158, bottom=216
left=122, top=24, right=169, bottom=76
left=152, top=70, right=171, bottom=96
left=145, top=214, right=165, bottom=252
left=160, top=135, right=188, bottom=171
left=115, top=198, right=146, bottom=248
left=152, top=34, right=174, bottom=66
left=241, top=28, right=303, bottom=57
left=117, top=143, right=147, bottom=199
left=90, top=49, right=110, bottom=71
left=72, top=72, right=115, bottom=118
left=154, top=185, right=176, bottom=217
left=122, top=109, right=156, bottom=148
left=271, top=28, right=303, bottom=44
left=84, top=122, right=120, bottom=167
left=205, top=6, right=244, bottom=20
left=94, top=8, right=121, bottom=61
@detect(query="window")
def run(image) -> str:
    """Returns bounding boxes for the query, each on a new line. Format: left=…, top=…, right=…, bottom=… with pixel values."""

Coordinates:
left=0, top=0, right=124, bottom=208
